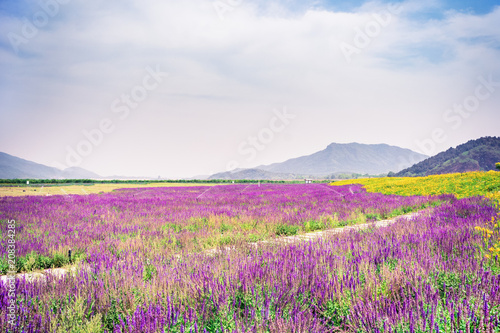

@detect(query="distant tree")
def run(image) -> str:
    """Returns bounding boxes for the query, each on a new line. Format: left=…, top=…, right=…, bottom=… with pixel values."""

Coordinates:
left=496, top=162, right=500, bottom=170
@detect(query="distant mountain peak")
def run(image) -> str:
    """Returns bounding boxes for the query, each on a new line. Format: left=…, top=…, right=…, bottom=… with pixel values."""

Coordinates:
left=210, top=142, right=428, bottom=180
left=257, top=142, right=427, bottom=175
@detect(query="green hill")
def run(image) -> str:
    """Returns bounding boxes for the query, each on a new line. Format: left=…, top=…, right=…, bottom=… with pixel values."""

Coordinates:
left=394, top=136, right=500, bottom=177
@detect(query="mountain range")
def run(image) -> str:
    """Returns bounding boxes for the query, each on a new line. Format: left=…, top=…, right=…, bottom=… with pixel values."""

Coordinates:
left=209, top=143, right=428, bottom=180
left=0, top=152, right=101, bottom=179
left=1, top=143, right=427, bottom=180
left=4, top=138, right=497, bottom=180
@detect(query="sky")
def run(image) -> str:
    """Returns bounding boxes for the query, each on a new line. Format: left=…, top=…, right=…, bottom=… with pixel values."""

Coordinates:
left=0, top=0, right=499, bottom=178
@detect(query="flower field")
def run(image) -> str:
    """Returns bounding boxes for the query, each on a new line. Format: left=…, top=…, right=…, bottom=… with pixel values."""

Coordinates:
left=0, top=184, right=441, bottom=275
left=0, top=181, right=499, bottom=332
left=332, top=171, right=500, bottom=295
left=330, top=171, right=500, bottom=199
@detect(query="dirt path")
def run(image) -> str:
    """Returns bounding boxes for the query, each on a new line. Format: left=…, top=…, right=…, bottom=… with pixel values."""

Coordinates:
left=204, top=210, right=424, bottom=255
left=1, top=211, right=424, bottom=283
left=274, top=211, right=421, bottom=244
left=0, top=265, right=82, bottom=284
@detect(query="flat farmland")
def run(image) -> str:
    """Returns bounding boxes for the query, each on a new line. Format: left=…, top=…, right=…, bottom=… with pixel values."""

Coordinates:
left=0, top=182, right=220, bottom=197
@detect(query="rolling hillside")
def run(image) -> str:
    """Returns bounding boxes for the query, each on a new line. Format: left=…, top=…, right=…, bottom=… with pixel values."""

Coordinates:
left=394, top=136, right=500, bottom=177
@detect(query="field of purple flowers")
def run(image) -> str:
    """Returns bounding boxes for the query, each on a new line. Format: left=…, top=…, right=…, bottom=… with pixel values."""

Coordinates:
left=0, top=184, right=440, bottom=275
left=1, top=184, right=499, bottom=332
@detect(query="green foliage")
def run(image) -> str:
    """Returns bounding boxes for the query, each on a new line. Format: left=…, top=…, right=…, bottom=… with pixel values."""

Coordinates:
left=219, top=222, right=231, bottom=234
left=17, top=253, right=53, bottom=274
left=496, top=162, right=500, bottom=170
left=162, top=223, right=182, bottom=233
left=334, top=173, right=385, bottom=180
left=0, top=250, right=85, bottom=274
left=102, top=299, right=123, bottom=332
left=50, top=296, right=103, bottom=333
left=388, top=205, right=415, bottom=217
left=303, top=219, right=324, bottom=232
left=0, top=260, right=8, bottom=274
left=321, top=299, right=351, bottom=327
left=431, top=271, right=468, bottom=298
left=233, top=289, right=256, bottom=311
left=275, top=224, right=299, bottom=236
left=142, top=262, right=157, bottom=282
left=365, top=213, right=380, bottom=220
left=219, top=235, right=234, bottom=246
left=246, top=233, right=265, bottom=242
left=344, top=211, right=366, bottom=225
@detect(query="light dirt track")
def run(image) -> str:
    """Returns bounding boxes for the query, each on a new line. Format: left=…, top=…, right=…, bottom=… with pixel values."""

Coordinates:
left=273, top=211, right=420, bottom=243
left=206, top=210, right=424, bottom=255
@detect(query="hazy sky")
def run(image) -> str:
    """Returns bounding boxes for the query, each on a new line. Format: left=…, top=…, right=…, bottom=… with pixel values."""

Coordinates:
left=1, top=0, right=499, bottom=178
